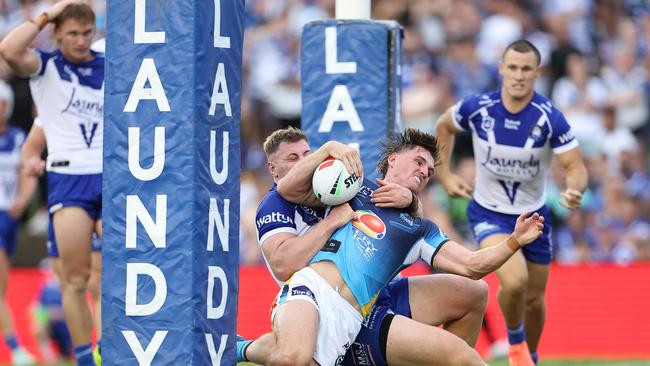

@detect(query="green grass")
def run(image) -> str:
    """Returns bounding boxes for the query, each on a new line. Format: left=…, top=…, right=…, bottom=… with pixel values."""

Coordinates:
left=37, top=359, right=650, bottom=365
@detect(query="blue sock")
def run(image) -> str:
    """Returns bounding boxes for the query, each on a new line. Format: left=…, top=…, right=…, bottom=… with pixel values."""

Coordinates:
left=74, top=343, right=95, bottom=366
left=5, top=335, right=18, bottom=350
left=531, top=351, right=538, bottom=364
left=507, top=323, right=526, bottom=345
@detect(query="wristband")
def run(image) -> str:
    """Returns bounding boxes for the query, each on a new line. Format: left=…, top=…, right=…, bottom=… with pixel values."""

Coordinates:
left=29, top=12, right=49, bottom=31
left=506, top=236, right=520, bottom=251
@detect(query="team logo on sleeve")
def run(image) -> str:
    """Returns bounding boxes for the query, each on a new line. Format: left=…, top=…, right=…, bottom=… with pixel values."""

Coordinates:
left=352, top=211, right=386, bottom=239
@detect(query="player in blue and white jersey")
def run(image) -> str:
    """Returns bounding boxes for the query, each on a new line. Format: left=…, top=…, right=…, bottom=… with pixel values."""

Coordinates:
left=0, top=1, right=104, bottom=365
left=435, top=40, right=589, bottom=366
left=240, top=127, right=488, bottom=366
left=248, top=128, right=545, bottom=366
left=0, top=81, right=38, bottom=365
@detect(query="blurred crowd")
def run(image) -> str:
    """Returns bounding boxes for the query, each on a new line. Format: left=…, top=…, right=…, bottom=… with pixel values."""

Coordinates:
left=1, top=0, right=649, bottom=266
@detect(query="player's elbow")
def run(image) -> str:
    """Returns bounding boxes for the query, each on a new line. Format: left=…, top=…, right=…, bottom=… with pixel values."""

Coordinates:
left=270, top=262, right=297, bottom=282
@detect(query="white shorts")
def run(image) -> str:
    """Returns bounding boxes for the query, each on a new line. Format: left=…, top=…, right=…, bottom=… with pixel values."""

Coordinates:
left=271, top=266, right=363, bottom=365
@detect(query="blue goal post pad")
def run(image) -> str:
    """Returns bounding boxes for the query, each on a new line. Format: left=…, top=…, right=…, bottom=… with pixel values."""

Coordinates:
left=103, top=0, right=244, bottom=364
left=301, top=20, right=403, bottom=181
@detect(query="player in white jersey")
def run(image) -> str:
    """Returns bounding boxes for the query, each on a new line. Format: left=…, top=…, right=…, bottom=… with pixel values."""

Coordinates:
left=0, top=1, right=103, bottom=365
left=0, top=81, right=38, bottom=365
left=435, top=40, right=588, bottom=366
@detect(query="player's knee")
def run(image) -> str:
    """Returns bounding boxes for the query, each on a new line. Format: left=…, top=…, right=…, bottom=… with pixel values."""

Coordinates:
left=62, top=271, right=90, bottom=294
left=470, top=280, right=489, bottom=310
left=269, top=349, right=312, bottom=366
left=526, top=293, right=545, bottom=311
left=501, top=274, right=528, bottom=295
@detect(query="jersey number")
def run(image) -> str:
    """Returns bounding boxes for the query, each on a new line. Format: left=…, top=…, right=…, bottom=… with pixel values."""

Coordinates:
left=498, top=179, right=521, bottom=205
left=80, top=122, right=98, bottom=148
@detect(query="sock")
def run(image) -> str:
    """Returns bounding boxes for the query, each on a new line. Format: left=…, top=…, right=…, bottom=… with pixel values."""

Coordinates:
left=5, top=335, right=19, bottom=350
left=74, top=343, right=95, bottom=366
left=506, top=323, right=526, bottom=345
left=531, top=351, right=538, bottom=364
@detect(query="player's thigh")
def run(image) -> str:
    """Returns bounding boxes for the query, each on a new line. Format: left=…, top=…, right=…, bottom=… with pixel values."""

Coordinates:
left=480, top=233, right=528, bottom=289
left=525, top=261, right=549, bottom=300
left=408, top=274, right=487, bottom=325
left=0, top=250, right=8, bottom=291
left=272, top=299, right=319, bottom=357
left=53, top=207, right=94, bottom=274
left=385, top=315, right=485, bottom=366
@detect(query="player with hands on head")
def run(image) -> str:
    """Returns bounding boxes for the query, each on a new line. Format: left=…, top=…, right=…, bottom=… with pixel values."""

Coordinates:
left=435, top=40, right=588, bottom=365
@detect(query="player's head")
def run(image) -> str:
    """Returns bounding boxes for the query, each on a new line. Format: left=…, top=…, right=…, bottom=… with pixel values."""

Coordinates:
left=53, top=3, right=96, bottom=63
left=499, top=40, right=540, bottom=102
left=377, top=128, right=438, bottom=194
left=263, top=126, right=310, bottom=181
left=0, top=80, right=14, bottom=129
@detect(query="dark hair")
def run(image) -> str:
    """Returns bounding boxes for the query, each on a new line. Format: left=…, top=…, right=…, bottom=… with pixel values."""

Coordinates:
left=53, top=3, right=96, bottom=32
left=263, top=126, right=308, bottom=158
left=502, top=39, right=541, bottom=65
left=377, top=128, right=439, bottom=176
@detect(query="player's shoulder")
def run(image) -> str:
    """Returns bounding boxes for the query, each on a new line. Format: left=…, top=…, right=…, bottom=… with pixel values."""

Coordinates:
left=530, top=92, right=564, bottom=119
left=459, top=91, right=501, bottom=111
left=257, top=186, right=294, bottom=213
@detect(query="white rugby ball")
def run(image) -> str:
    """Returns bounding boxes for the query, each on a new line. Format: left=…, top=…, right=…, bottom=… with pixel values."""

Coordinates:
left=312, top=157, right=362, bottom=205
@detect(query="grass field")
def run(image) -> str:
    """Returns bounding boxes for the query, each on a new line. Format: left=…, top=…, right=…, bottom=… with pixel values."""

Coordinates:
left=237, top=361, right=650, bottom=366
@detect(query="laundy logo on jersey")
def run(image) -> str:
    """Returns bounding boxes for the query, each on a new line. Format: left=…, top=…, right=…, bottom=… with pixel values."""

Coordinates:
left=352, top=210, right=386, bottom=239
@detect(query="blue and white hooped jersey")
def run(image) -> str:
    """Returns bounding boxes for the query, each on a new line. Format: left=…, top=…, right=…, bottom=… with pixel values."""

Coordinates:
left=30, top=49, right=104, bottom=174
left=310, top=178, right=449, bottom=317
left=452, top=91, right=579, bottom=214
left=256, top=184, right=327, bottom=285
left=0, top=127, right=25, bottom=210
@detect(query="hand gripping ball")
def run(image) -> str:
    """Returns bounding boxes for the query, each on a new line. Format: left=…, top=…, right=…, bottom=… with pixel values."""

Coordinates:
left=312, top=157, right=362, bottom=205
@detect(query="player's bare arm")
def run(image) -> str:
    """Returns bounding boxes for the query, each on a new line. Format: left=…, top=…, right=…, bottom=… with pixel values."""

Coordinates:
left=20, top=124, right=46, bottom=177
left=432, top=212, right=544, bottom=279
left=555, top=147, right=588, bottom=211
left=261, top=203, right=357, bottom=281
left=371, top=178, right=420, bottom=214
left=434, top=107, right=473, bottom=200
left=278, top=140, right=362, bottom=205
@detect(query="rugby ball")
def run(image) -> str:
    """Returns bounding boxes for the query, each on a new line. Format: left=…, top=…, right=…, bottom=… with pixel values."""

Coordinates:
left=312, top=157, right=362, bottom=205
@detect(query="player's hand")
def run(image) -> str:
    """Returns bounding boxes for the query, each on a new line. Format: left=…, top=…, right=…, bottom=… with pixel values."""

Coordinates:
left=324, top=141, right=362, bottom=178
left=371, top=178, right=412, bottom=209
left=22, top=157, right=45, bottom=177
left=512, top=211, right=544, bottom=246
left=7, top=198, right=28, bottom=219
left=439, top=173, right=473, bottom=200
left=559, top=188, right=583, bottom=211
left=327, top=203, right=359, bottom=229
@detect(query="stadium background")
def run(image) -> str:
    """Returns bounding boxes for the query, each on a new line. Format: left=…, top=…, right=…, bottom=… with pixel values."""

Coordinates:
left=1, top=0, right=650, bottom=364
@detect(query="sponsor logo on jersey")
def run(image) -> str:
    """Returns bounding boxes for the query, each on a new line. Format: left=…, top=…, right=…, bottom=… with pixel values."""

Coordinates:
left=353, top=229, right=378, bottom=261
left=348, top=342, right=372, bottom=365
left=505, top=118, right=520, bottom=130
left=481, top=114, right=495, bottom=132
left=352, top=211, right=386, bottom=239
left=530, top=125, right=543, bottom=141
left=256, top=212, right=294, bottom=228
left=558, top=130, right=574, bottom=144
left=480, top=146, right=541, bottom=178
left=62, top=88, right=104, bottom=119
left=291, top=285, right=318, bottom=305
left=400, top=212, right=414, bottom=226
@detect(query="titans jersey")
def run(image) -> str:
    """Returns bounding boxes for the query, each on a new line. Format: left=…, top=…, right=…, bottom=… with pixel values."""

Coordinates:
left=0, top=127, right=24, bottom=210
left=256, top=184, right=327, bottom=285
left=452, top=91, right=578, bottom=214
left=310, top=178, right=449, bottom=316
left=30, top=49, right=104, bottom=174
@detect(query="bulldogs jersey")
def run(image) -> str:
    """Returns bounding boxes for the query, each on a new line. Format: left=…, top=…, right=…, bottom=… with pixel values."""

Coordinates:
left=310, top=178, right=449, bottom=317
left=256, top=184, right=327, bottom=285
left=452, top=91, right=578, bottom=214
left=0, top=127, right=24, bottom=210
left=30, top=49, right=104, bottom=174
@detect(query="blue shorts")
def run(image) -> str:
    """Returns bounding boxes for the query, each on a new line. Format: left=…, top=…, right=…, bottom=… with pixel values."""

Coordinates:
left=47, top=221, right=101, bottom=258
left=47, top=172, right=102, bottom=221
left=341, top=278, right=410, bottom=366
left=467, top=201, right=553, bottom=264
left=0, top=211, right=18, bottom=256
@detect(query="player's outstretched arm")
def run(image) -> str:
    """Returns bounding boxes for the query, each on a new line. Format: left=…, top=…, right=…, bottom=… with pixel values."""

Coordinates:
left=434, top=107, right=473, bottom=199
left=432, top=212, right=544, bottom=279
left=556, top=147, right=588, bottom=211
left=261, top=204, right=357, bottom=281
left=277, top=141, right=362, bottom=206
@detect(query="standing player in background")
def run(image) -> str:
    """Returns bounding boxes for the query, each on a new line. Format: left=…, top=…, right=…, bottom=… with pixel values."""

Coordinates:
left=435, top=40, right=588, bottom=366
left=240, top=127, right=489, bottom=366
left=0, top=81, right=37, bottom=365
left=0, top=1, right=104, bottom=365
